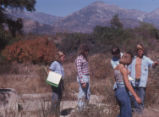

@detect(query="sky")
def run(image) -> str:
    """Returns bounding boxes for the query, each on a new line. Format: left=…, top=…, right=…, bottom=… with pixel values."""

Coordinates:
left=36, top=0, right=159, bottom=16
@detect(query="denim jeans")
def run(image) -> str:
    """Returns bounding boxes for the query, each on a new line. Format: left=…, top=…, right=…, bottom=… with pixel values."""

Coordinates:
left=131, top=80, right=146, bottom=113
left=51, top=80, right=64, bottom=117
left=115, top=86, right=132, bottom=117
left=77, top=75, right=90, bottom=111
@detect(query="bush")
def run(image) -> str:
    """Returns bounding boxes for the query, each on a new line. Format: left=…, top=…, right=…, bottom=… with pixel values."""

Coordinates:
left=0, top=28, right=11, bottom=51
left=2, top=37, right=57, bottom=64
left=89, top=54, right=112, bottom=80
left=60, top=33, right=93, bottom=54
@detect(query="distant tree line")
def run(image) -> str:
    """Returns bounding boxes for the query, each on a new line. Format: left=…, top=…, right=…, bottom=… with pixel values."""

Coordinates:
left=1, top=14, right=159, bottom=64
left=59, top=15, right=159, bottom=55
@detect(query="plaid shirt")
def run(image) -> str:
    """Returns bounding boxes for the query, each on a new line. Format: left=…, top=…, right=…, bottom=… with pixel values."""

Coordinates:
left=75, top=55, right=89, bottom=83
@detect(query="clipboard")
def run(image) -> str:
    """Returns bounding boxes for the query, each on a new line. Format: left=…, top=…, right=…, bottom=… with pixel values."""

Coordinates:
left=46, top=71, right=62, bottom=87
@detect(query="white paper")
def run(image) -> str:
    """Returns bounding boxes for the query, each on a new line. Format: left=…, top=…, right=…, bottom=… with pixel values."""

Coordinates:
left=128, top=75, right=134, bottom=81
left=47, top=71, right=62, bottom=85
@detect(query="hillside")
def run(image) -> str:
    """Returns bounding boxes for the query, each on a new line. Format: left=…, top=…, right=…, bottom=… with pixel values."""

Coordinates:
left=6, top=1, right=159, bottom=34
left=53, top=1, right=145, bottom=33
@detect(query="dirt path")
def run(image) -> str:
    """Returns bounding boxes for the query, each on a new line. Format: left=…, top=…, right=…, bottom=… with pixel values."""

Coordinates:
left=1, top=92, right=158, bottom=117
left=133, top=106, right=159, bottom=117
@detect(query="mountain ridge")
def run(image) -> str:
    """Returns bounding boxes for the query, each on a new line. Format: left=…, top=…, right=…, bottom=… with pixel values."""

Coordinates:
left=7, top=1, right=159, bottom=34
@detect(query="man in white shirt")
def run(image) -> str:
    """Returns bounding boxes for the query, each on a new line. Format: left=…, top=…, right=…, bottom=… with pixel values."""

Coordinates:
left=110, top=46, right=123, bottom=89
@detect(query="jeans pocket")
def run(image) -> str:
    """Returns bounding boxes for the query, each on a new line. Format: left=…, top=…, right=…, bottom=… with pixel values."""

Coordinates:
left=115, top=88, right=121, bottom=97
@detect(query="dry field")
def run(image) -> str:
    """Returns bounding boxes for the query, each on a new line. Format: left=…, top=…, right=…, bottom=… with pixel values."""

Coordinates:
left=0, top=52, right=159, bottom=117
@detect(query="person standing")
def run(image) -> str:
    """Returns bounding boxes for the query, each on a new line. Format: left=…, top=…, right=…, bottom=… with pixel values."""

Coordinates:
left=111, top=46, right=123, bottom=69
left=49, top=51, right=65, bottom=117
left=129, top=44, right=159, bottom=112
left=114, top=52, right=141, bottom=117
left=110, top=46, right=123, bottom=90
left=75, top=44, right=90, bottom=111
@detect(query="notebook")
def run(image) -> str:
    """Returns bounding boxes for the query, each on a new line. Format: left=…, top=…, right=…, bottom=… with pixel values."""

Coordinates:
left=46, top=71, right=62, bottom=87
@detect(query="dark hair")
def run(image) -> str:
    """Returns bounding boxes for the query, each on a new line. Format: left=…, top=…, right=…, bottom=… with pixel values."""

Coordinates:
left=120, top=51, right=133, bottom=65
left=55, top=51, right=65, bottom=63
left=78, top=44, right=89, bottom=60
left=126, top=51, right=133, bottom=59
left=111, top=46, right=120, bottom=55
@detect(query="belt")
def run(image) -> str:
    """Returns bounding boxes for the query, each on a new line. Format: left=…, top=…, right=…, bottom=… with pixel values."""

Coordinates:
left=135, top=78, right=140, bottom=81
left=116, top=82, right=125, bottom=88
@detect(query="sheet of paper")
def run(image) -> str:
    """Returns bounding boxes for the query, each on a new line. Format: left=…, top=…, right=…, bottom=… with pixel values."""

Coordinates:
left=47, top=71, right=62, bottom=85
left=128, top=75, right=134, bottom=81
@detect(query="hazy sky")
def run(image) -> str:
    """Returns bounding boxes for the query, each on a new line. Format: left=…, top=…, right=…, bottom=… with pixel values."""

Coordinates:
left=36, top=0, right=159, bottom=16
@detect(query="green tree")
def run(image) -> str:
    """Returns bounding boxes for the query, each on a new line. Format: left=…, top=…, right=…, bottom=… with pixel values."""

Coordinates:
left=0, top=0, right=36, bottom=36
left=110, top=14, right=123, bottom=29
left=0, top=0, right=36, bottom=51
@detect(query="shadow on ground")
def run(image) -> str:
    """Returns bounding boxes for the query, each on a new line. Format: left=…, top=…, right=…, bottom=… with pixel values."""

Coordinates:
left=61, top=108, right=73, bottom=116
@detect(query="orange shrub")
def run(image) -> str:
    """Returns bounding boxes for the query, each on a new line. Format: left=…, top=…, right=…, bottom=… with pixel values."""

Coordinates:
left=2, top=37, right=57, bottom=64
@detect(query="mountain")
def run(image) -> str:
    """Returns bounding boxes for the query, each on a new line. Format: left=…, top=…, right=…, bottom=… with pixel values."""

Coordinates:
left=143, top=8, right=159, bottom=27
left=21, top=19, right=53, bottom=34
left=6, top=1, right=159, bottom=34
left=6, top=9, right=63, bottom=34
left=7, top=9, right=62, bottom=25
left=53, top=1, right=146, bottom=33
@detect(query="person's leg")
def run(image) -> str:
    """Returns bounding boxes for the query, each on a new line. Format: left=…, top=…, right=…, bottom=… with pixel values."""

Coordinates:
left=77, top=82, right=86, bottom=111
left=130, top=87, right=142, bottom=113
left=131, top=80, right=143, bottom=113
left=51, top=84, right=63, bottom=117
left=121, top=89, right=132, bottom=117
left=86, top=82, right=90, bottom=105
left=51, top=92, right=59, bottom=115
left=138, top=87, right=146, bottom=110
left=55, top=101, right=60, bottom=117
left=83, top=83, right=90, bottom=108
left=115, top=88, right=132, bottom=117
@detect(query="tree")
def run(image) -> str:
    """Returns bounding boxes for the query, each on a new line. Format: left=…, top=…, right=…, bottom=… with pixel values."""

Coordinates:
left=110, top=14, right=123, bottom=29
left=0, top=0, right=36, bottom=36
left=0, top=0, right=36, bottom=51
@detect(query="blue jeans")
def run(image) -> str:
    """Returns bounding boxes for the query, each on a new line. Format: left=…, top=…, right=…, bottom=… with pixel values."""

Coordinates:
left=115, top=87, right=132, bottom=117
left=131, top=80, right=145, bottom=113
left=77, top=75, right=90, bottom=111
left=51, top=80, right=64, bottom=116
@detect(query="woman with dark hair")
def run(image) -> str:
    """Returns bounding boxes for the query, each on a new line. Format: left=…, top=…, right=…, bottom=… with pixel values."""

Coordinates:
left=75, top=44, right=90, bottom=111
left=49, top=51, right=65, bottom=117
left=114, top=52, right=141, bottom=117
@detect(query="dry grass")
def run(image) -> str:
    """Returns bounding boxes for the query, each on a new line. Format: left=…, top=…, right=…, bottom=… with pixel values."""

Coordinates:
left=0, top=52, right=159, bottom=117
left=0, top=63, right=51, bottom=94
left=71, top=104, right=118, bottom=117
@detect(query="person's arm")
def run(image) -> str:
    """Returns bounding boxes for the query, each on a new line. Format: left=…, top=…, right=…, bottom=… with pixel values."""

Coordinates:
left=146, top=57, right=158, bottom=68
left=152, top=61, right=159, bottom=68
left=111, top=60, right=116, bottom=69
left=127, top=63, right=132, bottom=74
left=49, top=62, right=56, bottom=72
left=120, top=66, right=141, bottom=104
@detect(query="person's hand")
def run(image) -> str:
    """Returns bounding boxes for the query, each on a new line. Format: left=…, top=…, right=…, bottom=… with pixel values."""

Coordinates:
left=81, top=83, right=87, bottom=88
left=153, top=61, right=159, bottom=68
left=154, top=61, right=159, bottom=65
left=135, top=96, right=142, bottom=104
